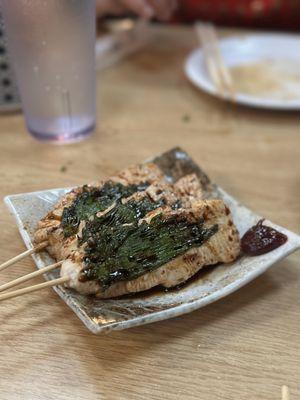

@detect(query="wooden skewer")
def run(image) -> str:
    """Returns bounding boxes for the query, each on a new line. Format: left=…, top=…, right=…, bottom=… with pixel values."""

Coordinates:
left=0, top=261, right=63, bottom=293
left=0, top=275, right=69, bottom=302
left=0, top=241, right=48, bottom=273
left=282, top=385, right=290, bottom=400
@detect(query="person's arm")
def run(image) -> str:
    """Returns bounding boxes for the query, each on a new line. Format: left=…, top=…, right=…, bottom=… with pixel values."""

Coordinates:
left=97, top=0, right=178, bottom=21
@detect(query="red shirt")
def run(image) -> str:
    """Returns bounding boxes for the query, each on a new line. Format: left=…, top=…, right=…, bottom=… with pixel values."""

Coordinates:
left=176, top=0, right=300, bottom=30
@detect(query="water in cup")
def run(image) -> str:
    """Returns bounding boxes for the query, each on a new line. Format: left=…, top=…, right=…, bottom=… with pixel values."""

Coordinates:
left=1, top=0, right=96, bottom=143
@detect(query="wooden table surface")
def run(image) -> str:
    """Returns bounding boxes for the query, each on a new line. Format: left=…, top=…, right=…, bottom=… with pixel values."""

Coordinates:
left=0, top=25, right=299, bottom=400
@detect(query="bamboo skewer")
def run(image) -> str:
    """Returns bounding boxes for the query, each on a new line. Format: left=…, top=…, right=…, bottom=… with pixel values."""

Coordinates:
left=0, top=241, right=66, bottom=302
left=0, top=261, right=62, bottom=293
left=0, top=241, right=48, bottom=273
left=282, top=385, right=290, bottom=400
left=0, top=275, right=69, bottom=302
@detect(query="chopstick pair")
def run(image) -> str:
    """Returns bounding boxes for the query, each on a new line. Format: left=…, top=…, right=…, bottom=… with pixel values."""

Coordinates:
left=0, top=242, right=67, bottom=302
left=195, top=22, right=235, bottom=101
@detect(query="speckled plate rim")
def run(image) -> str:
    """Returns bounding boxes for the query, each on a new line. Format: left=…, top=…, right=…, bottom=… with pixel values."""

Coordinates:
left=4, top=149, right=300, bottom=334
left=88, top=189, right=300, bottom=332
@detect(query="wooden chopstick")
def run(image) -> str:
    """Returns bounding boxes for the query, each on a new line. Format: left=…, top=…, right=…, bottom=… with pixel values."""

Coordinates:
left=0, top=275, right=69, bottom=302
left=195, top=22, right=225, bottom=96
left=0, top=261, right=63, bottom=293
left=205, top=24, right=235, bottom=101
left=195, top=22, right=235, bottom=101
left=0, top=241, right=48, bottom=273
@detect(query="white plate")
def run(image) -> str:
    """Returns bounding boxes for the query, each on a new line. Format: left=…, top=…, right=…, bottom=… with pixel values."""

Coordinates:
left=185, top=33, right=300, bottom=110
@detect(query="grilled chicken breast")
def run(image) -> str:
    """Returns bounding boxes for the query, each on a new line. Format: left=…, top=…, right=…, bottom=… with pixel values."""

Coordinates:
left=35, top=160, right=240, bottom=298
left=60, top=199, right=240, bottom=297
left=34, top=163, right=165, bottom=260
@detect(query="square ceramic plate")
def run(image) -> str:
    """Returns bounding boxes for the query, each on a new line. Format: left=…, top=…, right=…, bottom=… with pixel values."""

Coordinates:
left=4, top=148, right=300, bottom=334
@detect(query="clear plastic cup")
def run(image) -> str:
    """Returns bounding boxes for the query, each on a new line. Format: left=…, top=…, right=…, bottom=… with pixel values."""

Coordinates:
left=1, top=0, right=96, bottom=143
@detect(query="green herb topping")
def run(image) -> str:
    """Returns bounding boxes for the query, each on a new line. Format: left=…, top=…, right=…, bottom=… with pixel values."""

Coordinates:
left=61, top=181, right=149, bottom=237
left=79, top=197, right=218, bottom=290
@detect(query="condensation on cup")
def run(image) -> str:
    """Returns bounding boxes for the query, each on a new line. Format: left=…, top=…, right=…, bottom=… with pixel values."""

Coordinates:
left=1, top=0, right=96, bottom=143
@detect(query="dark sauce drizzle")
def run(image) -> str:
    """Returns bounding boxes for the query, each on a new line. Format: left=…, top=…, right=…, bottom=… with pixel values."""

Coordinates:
left=241, top=219, right=287, bottom=256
